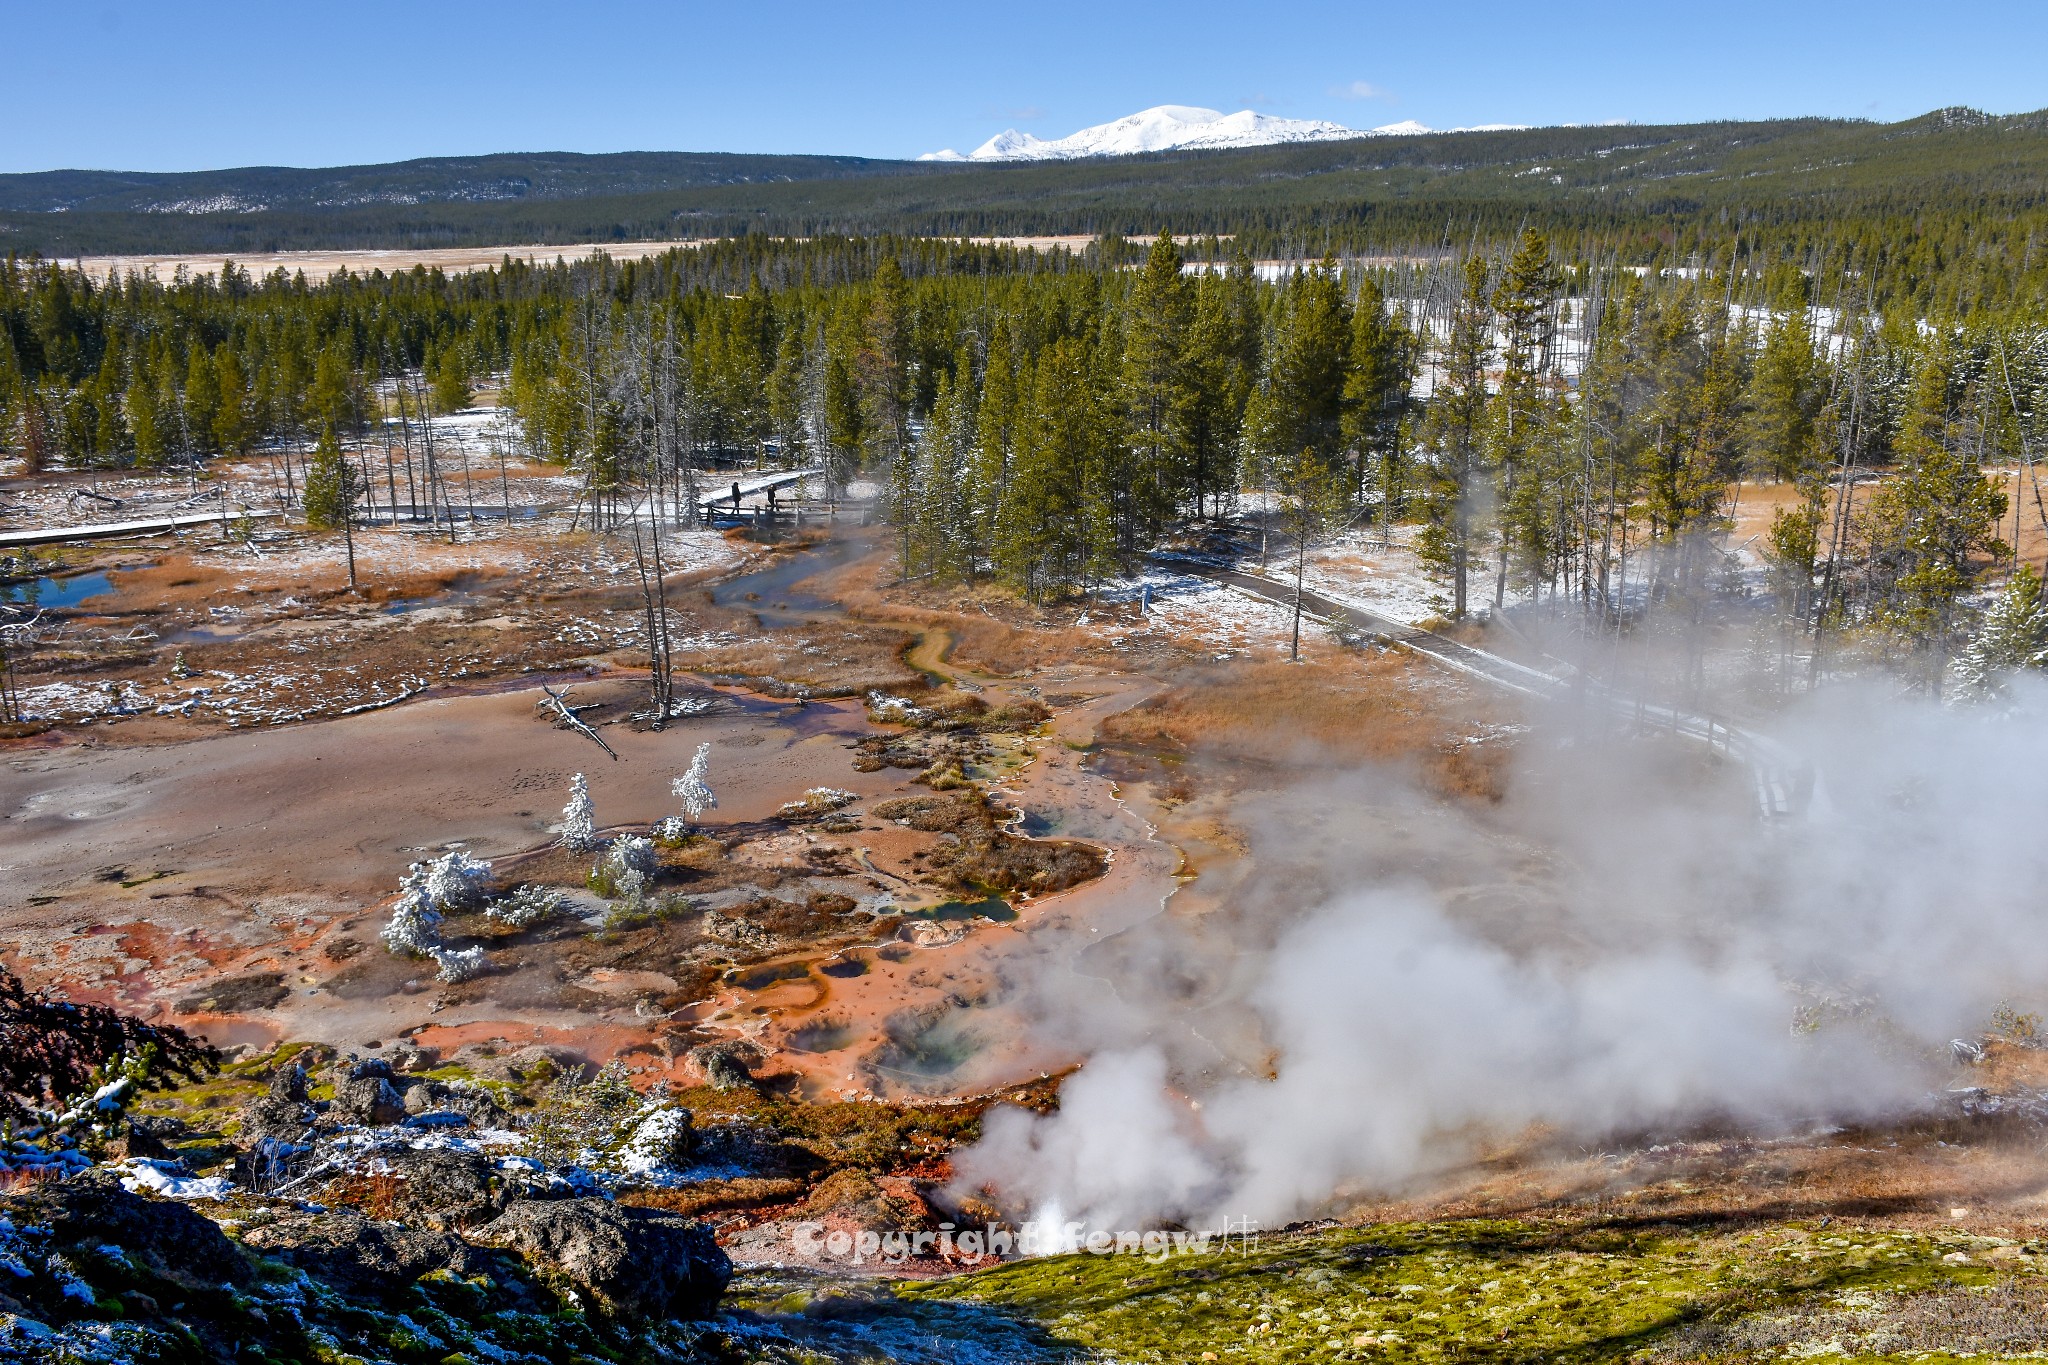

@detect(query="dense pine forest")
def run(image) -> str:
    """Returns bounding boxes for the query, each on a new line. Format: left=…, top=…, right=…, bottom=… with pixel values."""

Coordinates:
left=6, top=209, right=2048, bottom=691
left=6, top=107, right=2048, bottom=291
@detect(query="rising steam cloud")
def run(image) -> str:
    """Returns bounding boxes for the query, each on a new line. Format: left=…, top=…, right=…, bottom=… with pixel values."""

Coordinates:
left=952, top=680, right=2048, bottom=1233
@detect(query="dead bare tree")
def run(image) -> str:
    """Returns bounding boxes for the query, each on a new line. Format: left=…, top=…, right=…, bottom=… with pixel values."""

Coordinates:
left=0, top=612, right=44, bottom=725
left=629, top=510, right=676, bottom=727
left=537, top=686, right=619, bottom=760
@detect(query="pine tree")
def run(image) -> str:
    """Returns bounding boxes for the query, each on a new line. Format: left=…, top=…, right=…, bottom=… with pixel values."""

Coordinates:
left=303, top=432, right=365, bottom=588
left=1417, top=259, right=1494, bottom=618
left=1256, top=256, right=1351, bottom=472
left=768, top=325, right=811, bottom=466
left=182, top=347, right=220, bottom=455
left=311, top=343, right=356, bottom=441
left=1954, top=564, right=2048, bottom=698
left=1341, top=276, right=1419, bottom=522
left=1180, top=271, right=1254, bottom=519
left=856, top=258, right=911, bottom=471
left=902, top=363, right=979, bottom=581
left=126, top=362, right=167, bottom=469
left=212, top=344, right=252, bottom=456
left=999, top=337, right=1115, bottom=600
left=1860, top=337, right=2009, bottom=684
left=970, top=323, right=1021, bottom=549
left=1746, top=305, right=1827, bottom=482
left=559, top=773, right=598, bottom=851
left=1489, top=230, right=1565, bottom=603
left=1120, top=230, right=1195, bottom=542
left=429, top=344, right=472, bottom=415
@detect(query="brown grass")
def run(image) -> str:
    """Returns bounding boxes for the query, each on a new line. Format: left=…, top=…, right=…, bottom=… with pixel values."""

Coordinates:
left=105, top=550, right=505, bottom=614
left=619, top=1176, right=810, bottom=1220
left=1100, top=654, right=1510, bottom=803
left=687, top=618, right=923, bottom=696
left=819, top=556, right=1127, bottom=676
left=320, top=1172, right=405, bottom=1221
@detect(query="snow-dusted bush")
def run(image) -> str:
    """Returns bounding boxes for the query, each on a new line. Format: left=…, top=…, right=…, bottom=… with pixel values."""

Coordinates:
left=381, top=889, right=442, bottom=957
left=779, top=787, right=857, bottom=819
left=866, top=691, right=928, bottom=723
left=382, top=850, right=495, bottom=971
left=670, top=743, right=717, bottom=824
left=606, top=835, right=657, bottom=878
left=590, top=835, right=657, bottom=900
left=420, top=850, right=493, bottom=910
left=430, top=945, right=490, bottom=983
left=486, top=885, right=565, bottom=929
left=558, top=772, right=598, bottom=851
left=519, top=1060, right=644, bottom=1171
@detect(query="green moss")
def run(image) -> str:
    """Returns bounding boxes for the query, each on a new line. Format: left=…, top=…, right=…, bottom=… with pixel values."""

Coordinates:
left=903, top=1220, right=2044, bottom=1364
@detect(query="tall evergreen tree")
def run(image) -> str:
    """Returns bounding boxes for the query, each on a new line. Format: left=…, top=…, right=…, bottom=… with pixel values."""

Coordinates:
left=1417, top=259, right=1495, bottom=618
left=1121, top=230, right=1195, bottom=542
left=1342, top=276, right=1420, bottom=521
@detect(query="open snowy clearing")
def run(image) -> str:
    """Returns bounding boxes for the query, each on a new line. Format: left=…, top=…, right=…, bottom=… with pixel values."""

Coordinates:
left=53, top=240, right=690, bottom=284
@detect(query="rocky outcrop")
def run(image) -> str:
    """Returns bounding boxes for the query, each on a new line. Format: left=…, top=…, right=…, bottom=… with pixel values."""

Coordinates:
left=688, top=1040, right=763, bottom=1091
left=479, top=1198, right=731, bottom=1320
left=399, top=1076, right=509, bottom=1128
left=239, top=1207, right=511, bottom=1296
left=240, top=1058, right=320, bottom=1141
left=381, top=1147, right=504, bottom=1229
left=0, top=1140, right=732, bottom=1363
left=332, top=1058, right=409, bottom=1126
left=8, top=1171, right=252, bottom=1291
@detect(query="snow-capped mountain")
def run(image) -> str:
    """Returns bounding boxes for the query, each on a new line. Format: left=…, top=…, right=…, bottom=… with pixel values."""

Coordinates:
left=919, top=104, right=1431, bottom=163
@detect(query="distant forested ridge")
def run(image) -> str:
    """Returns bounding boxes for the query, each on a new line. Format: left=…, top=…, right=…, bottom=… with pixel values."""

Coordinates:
left=6, top=107, right=2048, bottom=300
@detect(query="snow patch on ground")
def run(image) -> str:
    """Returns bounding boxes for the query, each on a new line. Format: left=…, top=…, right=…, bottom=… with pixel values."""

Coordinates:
left=1298, top=527, right=1449, bottom=626
left=116, top=1159, right=234, bottom=1200
left=1091, top=568, right=1302, bottom=653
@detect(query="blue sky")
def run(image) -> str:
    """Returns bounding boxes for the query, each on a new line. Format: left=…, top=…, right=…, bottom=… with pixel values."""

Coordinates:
left=5, top=0, right=2046, bottom=173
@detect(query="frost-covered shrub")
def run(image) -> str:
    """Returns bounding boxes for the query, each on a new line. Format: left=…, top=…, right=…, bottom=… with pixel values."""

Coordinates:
left=610, top=835, right=658, bottom=877
left=388, top=850, right=493, bottom=924
left=420, top=851, right=493, bottom=910
left=519, top=1060, right=646, bottom=1171
left=430, top=945, right=490, bottom=983
left=589, top=835, right=657, bottom=900
left=779, top=787, right=857, bottom=820
left=381, top=890, right=442, bottom=957
left=670, top=743, right=717, bottom=824
left=866, top=691, right=929, bottom=723
left=382, top=850, right=495, bottom=969
left=602, top=891, right=696, bottom=933
left=486, top=885, right=565, bottom=929
left=558, top=772, right=598, bottom=851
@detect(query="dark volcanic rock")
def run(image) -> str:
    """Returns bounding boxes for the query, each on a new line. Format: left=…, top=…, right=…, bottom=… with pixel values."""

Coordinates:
left=688, top=1040, right=762, bottom=1091
left=333, top=1074, right=407, bottom=1126
left=241, top=1209, right=506, bottom=1297
left=13, top=1172, right=253, bottom=1290
left=480, top=1198, right=731, bottom=1320
left=241, top=1094, right=319, bottom=1142
left=385, top=1147, right=502, bottom=1228
left=268, top=1060, right=311, bottom=1102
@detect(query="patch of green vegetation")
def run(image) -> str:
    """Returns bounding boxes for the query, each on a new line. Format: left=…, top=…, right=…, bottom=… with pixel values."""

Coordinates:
left=905, top=1220, right=2048, bottom=1363
left=599, top=892, right=698, bottom=934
